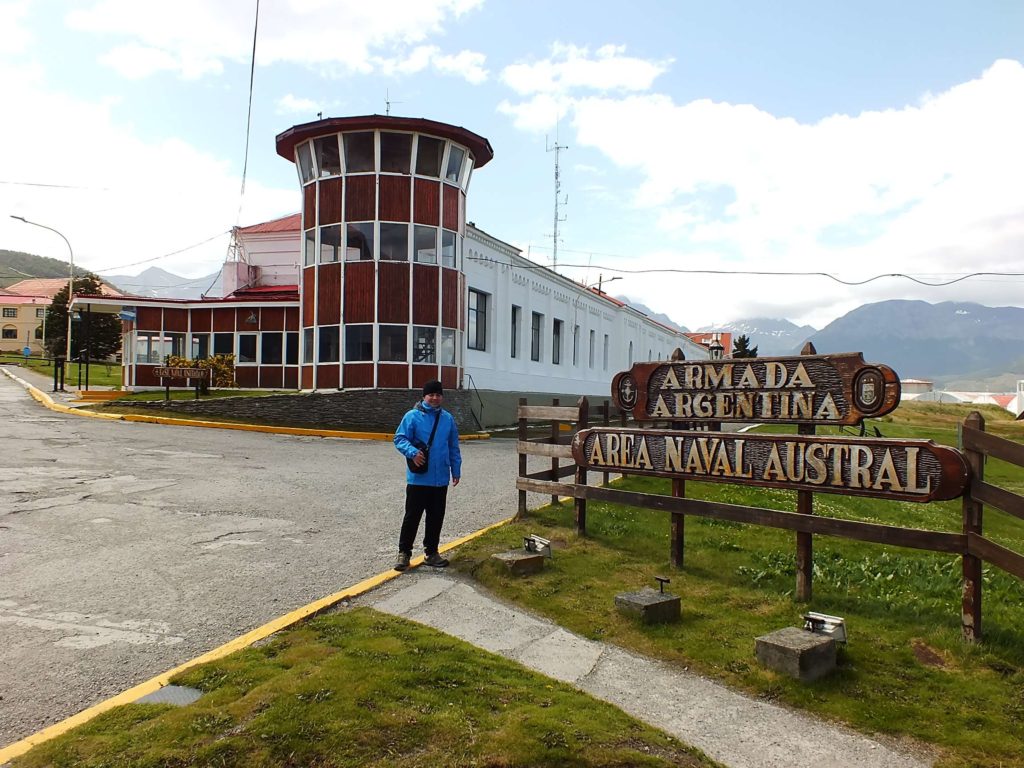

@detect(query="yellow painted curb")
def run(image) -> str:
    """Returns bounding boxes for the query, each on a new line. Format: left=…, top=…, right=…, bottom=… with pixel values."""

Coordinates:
left=0, top=513, right=515, bottom=762
left=0, top=369, right=490, bottom=440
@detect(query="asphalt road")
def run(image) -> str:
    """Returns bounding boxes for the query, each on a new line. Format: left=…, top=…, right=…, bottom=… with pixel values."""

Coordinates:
left=0, top=372, right=531, bottom=747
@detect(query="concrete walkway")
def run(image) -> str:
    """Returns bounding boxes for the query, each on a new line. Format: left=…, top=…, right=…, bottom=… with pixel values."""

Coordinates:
left=359, top=570, right=933, bottom=768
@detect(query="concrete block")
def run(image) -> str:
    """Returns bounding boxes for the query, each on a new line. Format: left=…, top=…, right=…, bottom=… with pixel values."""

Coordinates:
left=615, top=587, right=681, bottom=624
left=755, top=626, right=836, bottom=682
left=491, top=550, right=545, bottom=575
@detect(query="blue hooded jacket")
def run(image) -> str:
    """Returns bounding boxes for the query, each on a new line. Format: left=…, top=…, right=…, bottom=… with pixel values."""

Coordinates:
left=394, top=401, right=462, bottom=486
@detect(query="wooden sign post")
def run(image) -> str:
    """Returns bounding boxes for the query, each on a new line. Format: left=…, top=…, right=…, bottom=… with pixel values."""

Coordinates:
left=154, top=366, right=211, bottom=401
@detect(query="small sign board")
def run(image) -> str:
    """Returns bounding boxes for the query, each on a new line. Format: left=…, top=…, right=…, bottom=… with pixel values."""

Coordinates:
left=154, top=367, right=209, bottom=380
left=612, top=353, right=900, bottom=426
left=571, top=428, right=969, bottom=502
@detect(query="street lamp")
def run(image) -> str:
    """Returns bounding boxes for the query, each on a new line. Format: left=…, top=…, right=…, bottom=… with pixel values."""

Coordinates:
left=588, top=274, right=622, bottom=294
left=9, top=216, right=75, bottom=368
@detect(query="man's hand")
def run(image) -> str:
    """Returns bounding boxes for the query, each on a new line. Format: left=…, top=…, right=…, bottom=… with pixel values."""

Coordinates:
left=413, top=450, right=426, bottom=467
left=452, top=477, right=460, bottom=487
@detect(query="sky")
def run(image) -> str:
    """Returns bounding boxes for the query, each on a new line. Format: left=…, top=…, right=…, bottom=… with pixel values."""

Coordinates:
left=1, top=0, right=1022, bottom=331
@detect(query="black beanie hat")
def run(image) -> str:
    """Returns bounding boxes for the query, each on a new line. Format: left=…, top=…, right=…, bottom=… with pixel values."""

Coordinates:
left=423, top=380, right=444, bottom=396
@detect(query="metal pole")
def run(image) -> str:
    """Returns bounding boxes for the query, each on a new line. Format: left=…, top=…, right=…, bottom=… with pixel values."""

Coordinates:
left=9, top=216, right=74, bottom=364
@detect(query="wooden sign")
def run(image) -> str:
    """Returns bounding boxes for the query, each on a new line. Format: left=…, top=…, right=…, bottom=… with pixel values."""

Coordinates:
left=153, top=367, right=209, bottom=380
left=612, top=353, right=900, bottom=426
left=571, top=428, right=969, bottom=502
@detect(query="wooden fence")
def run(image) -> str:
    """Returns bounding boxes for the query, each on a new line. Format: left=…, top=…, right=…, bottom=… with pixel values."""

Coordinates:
left=516, top=398, right=1024, bottom=642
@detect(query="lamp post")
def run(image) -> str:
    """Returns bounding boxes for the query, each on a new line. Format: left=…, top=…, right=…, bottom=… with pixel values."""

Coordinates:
left=589, top=274, right=622, bottom=294
left=9, top=216, right=75, bottom=368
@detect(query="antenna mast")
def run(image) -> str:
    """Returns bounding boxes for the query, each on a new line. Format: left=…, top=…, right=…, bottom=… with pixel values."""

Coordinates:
left=546, top=133, right=568, bottom=270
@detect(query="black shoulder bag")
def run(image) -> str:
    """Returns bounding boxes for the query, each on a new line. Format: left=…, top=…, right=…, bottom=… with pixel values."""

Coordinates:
left=406, top=409, right=441, bottom=474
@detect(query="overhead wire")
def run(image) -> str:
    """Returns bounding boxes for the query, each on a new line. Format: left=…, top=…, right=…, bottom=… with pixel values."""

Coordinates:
left=465, top=255, right=1024, bottom=288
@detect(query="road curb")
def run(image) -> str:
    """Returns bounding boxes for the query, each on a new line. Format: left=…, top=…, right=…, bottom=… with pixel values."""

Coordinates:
left=0, top=515, right=515, bottom=762
left=0, top=368, right=490, bottom=441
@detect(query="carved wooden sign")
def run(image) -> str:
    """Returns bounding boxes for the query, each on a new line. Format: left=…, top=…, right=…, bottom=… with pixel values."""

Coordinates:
left=154, top=367, right=209, bottom=380
left=612, top=353, right=900, bottom=426
left=571, top=428, right=970, bottom=502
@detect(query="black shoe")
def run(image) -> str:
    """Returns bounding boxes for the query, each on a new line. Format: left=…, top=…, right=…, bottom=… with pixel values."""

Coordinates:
left=394, top=553, right=411, bottom=572
left=423, top=553, right=449, bottom=568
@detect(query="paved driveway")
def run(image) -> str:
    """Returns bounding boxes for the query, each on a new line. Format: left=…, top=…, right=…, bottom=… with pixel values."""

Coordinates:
left=0, top=372, right=528, bottom=746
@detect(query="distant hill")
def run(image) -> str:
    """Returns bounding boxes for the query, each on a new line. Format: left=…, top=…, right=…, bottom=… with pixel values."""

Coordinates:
left=0, top=249, right=93, bottom=288
left=696, top=317, right=817, bottom=357
left=805, top=300, right=1024, bottom=381
left=104, top=266, right=221, bottom=299
left=615, top=296, right=689, bottom=333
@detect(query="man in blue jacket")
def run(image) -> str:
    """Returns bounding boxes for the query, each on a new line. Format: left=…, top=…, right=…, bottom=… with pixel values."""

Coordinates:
left=393, top=380, right=462, bottom=571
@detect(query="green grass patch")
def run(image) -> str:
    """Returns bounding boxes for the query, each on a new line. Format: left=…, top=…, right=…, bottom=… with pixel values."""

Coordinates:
left=12, top=609, right=717, bottom=768
left=451, top=404, right=1024, bottom=767
left=0, top=355, right=122, bottom=388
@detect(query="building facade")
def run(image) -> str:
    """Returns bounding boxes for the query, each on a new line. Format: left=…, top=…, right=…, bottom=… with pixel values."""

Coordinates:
left=75, top=114, right=707, bottom=395
left=0, top=294, right=50, bottom=354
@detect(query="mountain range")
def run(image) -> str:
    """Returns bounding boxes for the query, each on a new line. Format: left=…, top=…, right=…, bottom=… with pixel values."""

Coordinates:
left=3, top=250, right=1021, bottom=388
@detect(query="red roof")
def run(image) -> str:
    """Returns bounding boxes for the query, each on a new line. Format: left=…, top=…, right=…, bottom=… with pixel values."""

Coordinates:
left=225, top=285, right=299, bottom=301
left=6, top=278, right=123, bottom=298
left=237, top=213, right=301, bottom=234
left=276, top=114, right=493, bottom=168
left=992, top=395, right=1015, bottom=408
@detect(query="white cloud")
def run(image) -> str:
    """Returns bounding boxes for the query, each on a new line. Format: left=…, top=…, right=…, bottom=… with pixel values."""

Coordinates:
left=507, top=59, right=1024, bottom=328
left=276, top=93, right=321, bottom=115
left=0, top=1, right=33, bottom=56
left=0, top=58, right=294, bottom=278
left=99, top=43, right=224, bottom=80
left=67, top=0, right=485, bottom=79
left=501, top=42, right=670, bottom=96
left=433, top=49, right=488, bottom=84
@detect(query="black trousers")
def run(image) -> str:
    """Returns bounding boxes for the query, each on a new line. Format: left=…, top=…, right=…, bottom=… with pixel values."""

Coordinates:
left=399, top=484, right=448, bottom=556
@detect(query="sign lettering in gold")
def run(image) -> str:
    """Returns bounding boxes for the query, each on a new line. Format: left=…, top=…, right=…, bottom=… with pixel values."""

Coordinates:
left=612, top=353, right=899, bottom=426
left=153, top=367, right=209, bottom=379
left=572, top=428, right=969, bottom=502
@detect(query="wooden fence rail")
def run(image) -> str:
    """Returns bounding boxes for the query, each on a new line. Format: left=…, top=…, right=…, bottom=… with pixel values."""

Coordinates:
left=516, top=397, right=1024, bottom=642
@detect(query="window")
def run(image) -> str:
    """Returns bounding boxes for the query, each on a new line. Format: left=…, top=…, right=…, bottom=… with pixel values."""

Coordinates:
left=413, top=326, right=436, bottom=363
left=302, top=328, right=314, bottom=364
left=164, top=333, right=185, bottom=358
left=135, top=334, right=163, bottom=364
left=2, top=308, right=16, bottom=318
left=191, top=334, right=210, bottom=360
left=379, top=223, right=409, bottom=261
left=380, top=132, right=412, bottom=173
left=313, top=136, right=340, bottom=177
left=262, top=333, right=283, bottom=365
left=511, top=305, right=520, bottom=358
left=213, top=333, right=233, bottom=356
left=552, top=319, right=562, bottom=365
left=319, top=326, right=340, bottom=362
left=603, top=334, right=609, bottom=371
left=34, top=325, right=43, bottom=340
left=530, top=312, right=542, bottom=362
left=440, top=328, right=456, bottom=365
left=319, top=225, right=342, bottom=263
left=445, top=145, right=465, bottom=183
left=573, top=325, right=580, bottom=366
left=415, top=136, right=444, bottom=177
left=440, top=229, right=457, bottom=268
left=238, top=334, right=257, bottom=363
left=589, top=330, right=595, bottom=368
left=379, top=325, right=407, bottom=362
left=413, top=225, right=437, bottom=263
left=36, top=308, right=45, bottom=318
left=346, top=222, right=374, bottom=261
left=297, top=142, right=314, bottom=183
left=343, top=132, right=375, bottom=172
left=628, top=341, right=633, bottom=366
left=304, top=229, right=316, bottom=266
left=344, top=325, right=371, bottom=362
left=2, top=326, right=17, bottom=339
left=286, top=332, right=299, bottom=365
left=467, top=289, right=488, bottom=351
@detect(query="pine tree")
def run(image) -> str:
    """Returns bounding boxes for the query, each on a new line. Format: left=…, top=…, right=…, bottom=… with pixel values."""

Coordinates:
left=44, top=275, right=122, bottom=360
left=732, top=334, right=759, bottom=358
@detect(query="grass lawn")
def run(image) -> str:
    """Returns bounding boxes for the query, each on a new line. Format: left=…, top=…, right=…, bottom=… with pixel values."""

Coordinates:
left=451, top=403, right=1024, bottom=768
left=12, top=610, right=718, bottom=768
left=0, top=354, right=122, bottom=388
